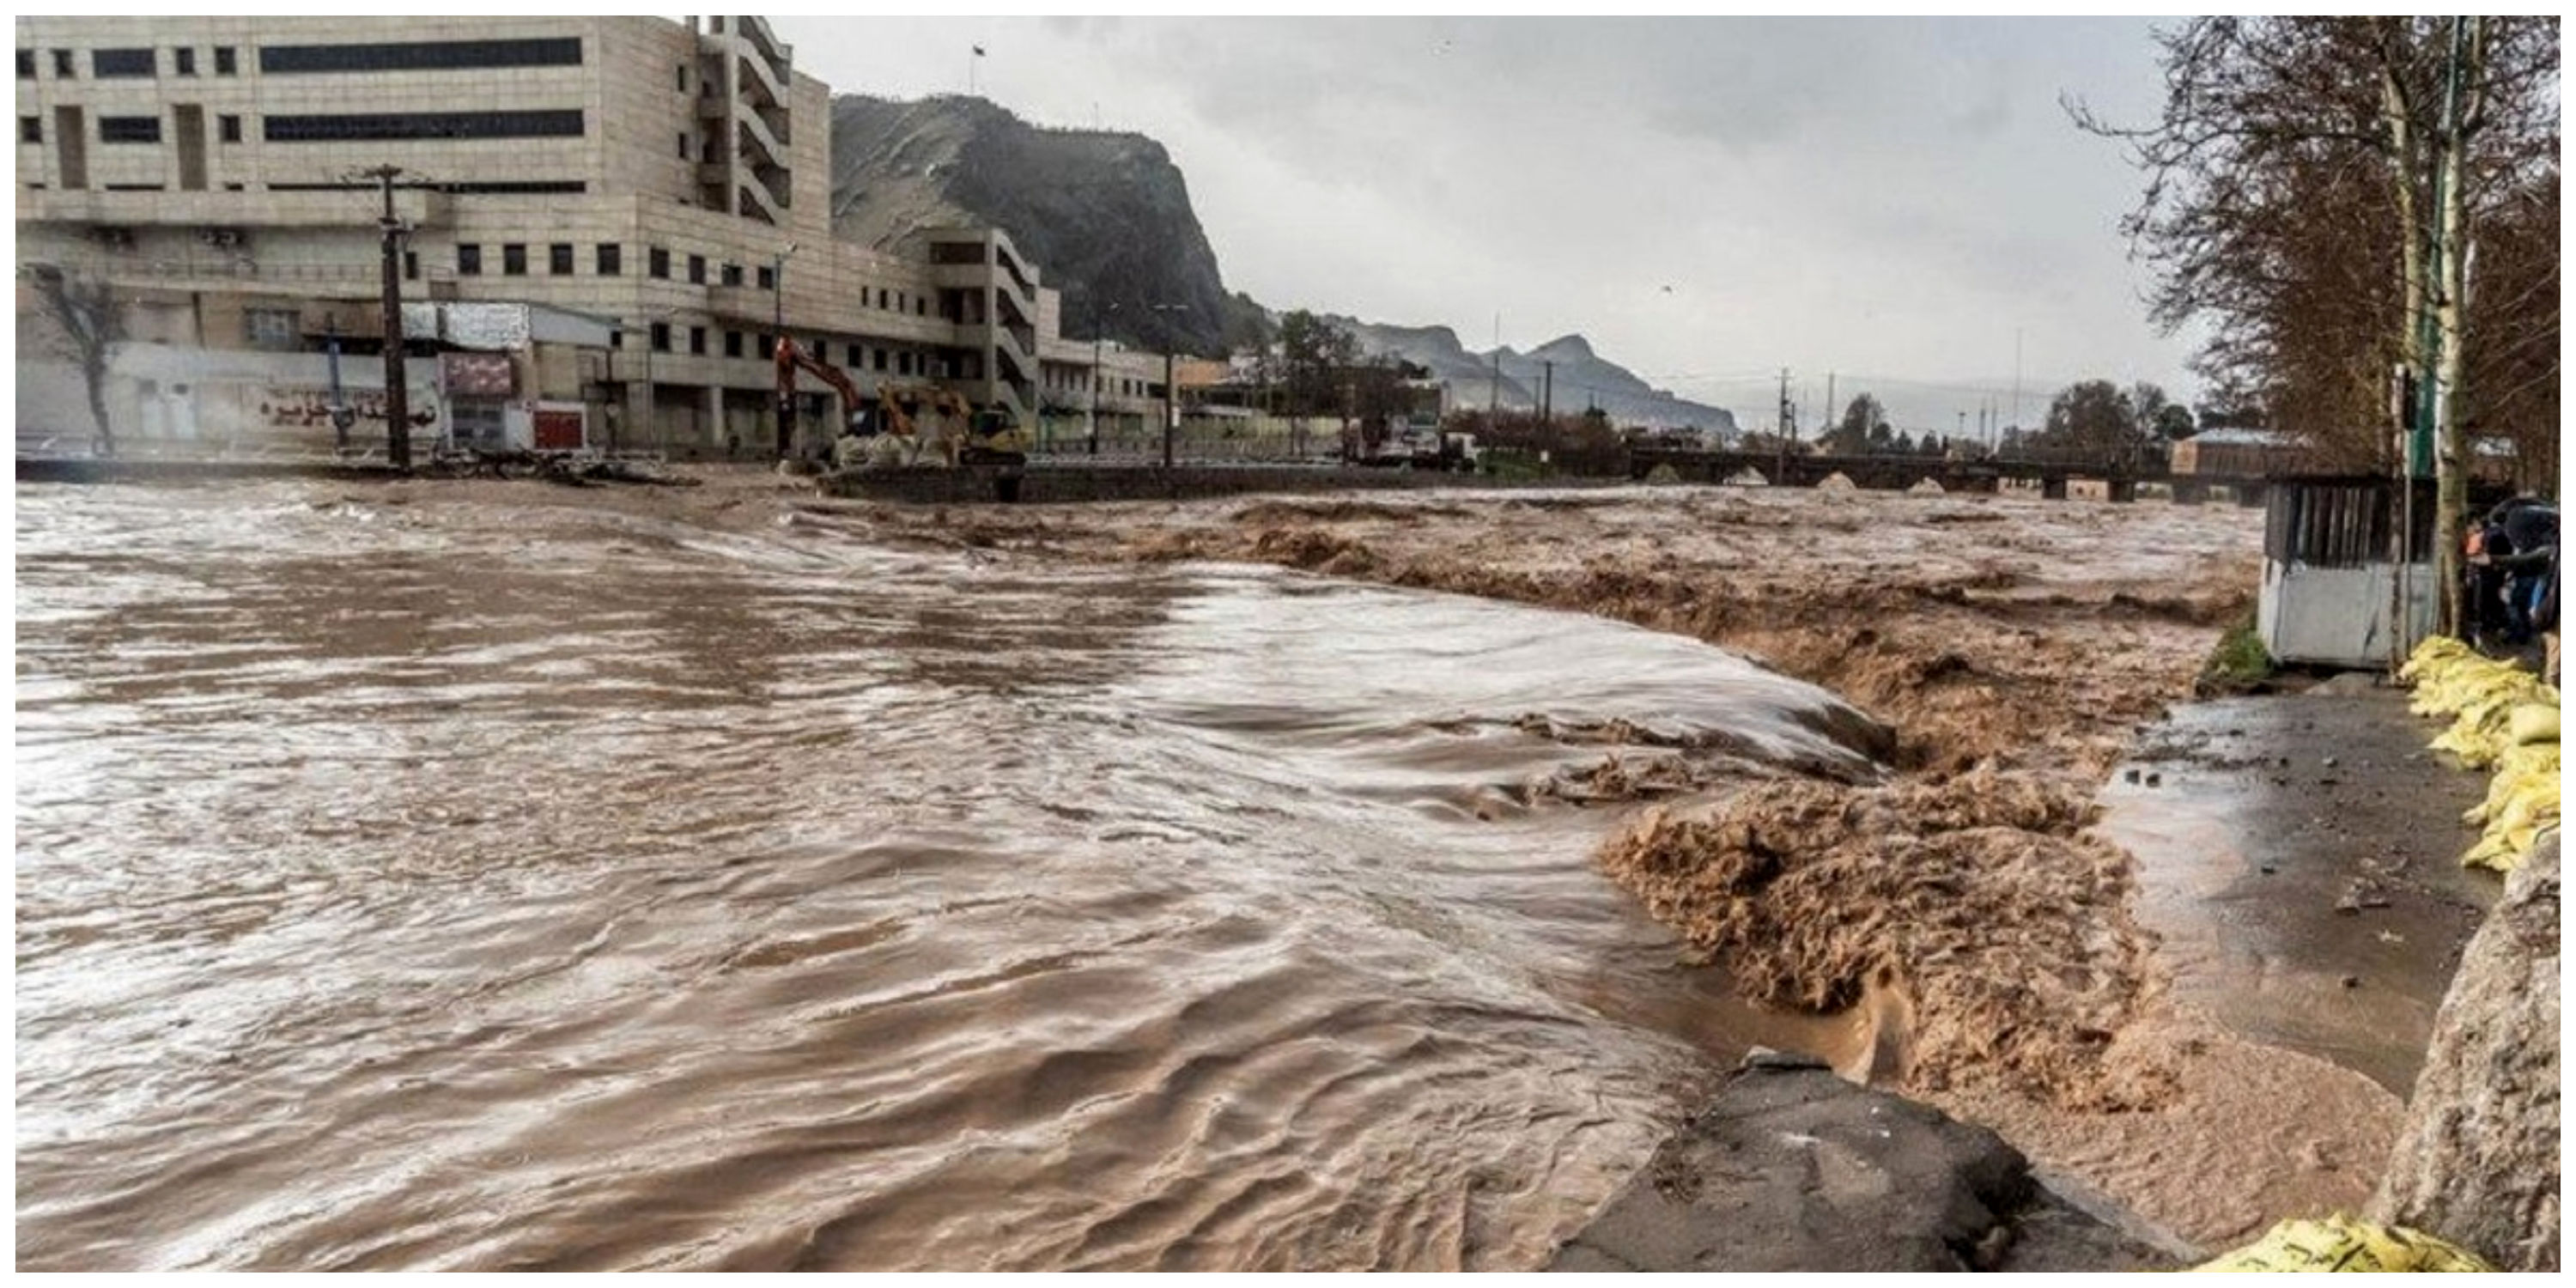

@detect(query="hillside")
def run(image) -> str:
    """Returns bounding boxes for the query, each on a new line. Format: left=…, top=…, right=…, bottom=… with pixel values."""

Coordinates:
left=1331, top=317, right=1740, bottom=436
left=826, top=94, right=1740, bottom=433
left=828, top=94, right=1236, bottom=356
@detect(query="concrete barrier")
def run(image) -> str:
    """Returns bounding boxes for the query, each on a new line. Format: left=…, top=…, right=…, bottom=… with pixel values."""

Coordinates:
left=818, top=465, right=1485, bottom=506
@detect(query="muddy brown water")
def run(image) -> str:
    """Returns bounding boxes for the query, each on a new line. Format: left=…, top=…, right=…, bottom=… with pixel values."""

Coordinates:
left=14, top=482, right=1888, bottom=1271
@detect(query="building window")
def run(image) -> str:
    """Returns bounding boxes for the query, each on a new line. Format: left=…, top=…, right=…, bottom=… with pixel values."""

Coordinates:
left=214, top=46, right=236, bottom=75
left=501, top=244, right=526, bottom=276
left=916, top=298, right=927, bottom=317
left=458, top=244, right=483, bottom=276
left=19, top=115, right=39, bottom=144
left=93, top=48, right=154, bottom=78
left=724, top=331, right=744, bottom=359
left=647, top=246, right=670, bottom=279
left=596, top=242, right=621, bottom=276
left=258, top=38, right=583, bottom=76
left=218, top=114, right=241, bottom=143
left=720, top=263, right=742, bottom=287
left=845, top=344, right=860, bottom=367
left=677, top=131, right=688, bottom=160
left=675, top=64, right=687, bottom=93
left=175, top=47, right=197, bottom=76
left=99, top=115, right=162, bottom=144
left=895, top=291, right=906, bottom=313
left=607, top=329, right=622, bottom=350
left=245, top=307, right=300, bottom=350
left=755, top=265, right=774, bottom=290
left=262, top=110, right=584, bottom=143
left=52, top=49, right=73, bottom=78
left=690, top=326, right=707, bottom=355
left=898, top=352, right=914, bottom=377
left=687, top=253, right=706, bottom=285
left=650, top=322, right=671, bottom=352
left=548, top=243, right=573, bottom=275
left=404, top=250, right=419, bottom=280
left=16, top=50, right=35, bottom=79
left=872, top=349, right=887, bottom=373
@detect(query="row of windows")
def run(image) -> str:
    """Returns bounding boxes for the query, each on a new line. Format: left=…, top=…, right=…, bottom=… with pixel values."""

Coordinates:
left=259, top=38, right=582, bottom=76
left=264, top=110, right=583, bottom=143
left=629, top=325, right=940, bottom=378
left=24, top=112, right=246, bottom=146
left=16, top=46, right=240, bottom=80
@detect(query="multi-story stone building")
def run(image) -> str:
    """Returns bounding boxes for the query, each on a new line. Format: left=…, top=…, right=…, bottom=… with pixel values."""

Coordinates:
left=15, top=15, right=1161, bottom=457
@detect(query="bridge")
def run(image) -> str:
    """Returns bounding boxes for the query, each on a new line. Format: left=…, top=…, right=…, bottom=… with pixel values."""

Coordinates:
left=1625, top=447, right=2275, bottom=505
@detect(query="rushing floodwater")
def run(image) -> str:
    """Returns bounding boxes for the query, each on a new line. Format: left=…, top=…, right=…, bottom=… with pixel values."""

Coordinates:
left=15, top=481, right=1886, bottom=1271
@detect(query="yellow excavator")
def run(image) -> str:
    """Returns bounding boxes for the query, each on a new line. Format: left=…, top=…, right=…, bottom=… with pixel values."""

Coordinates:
left=871, top=382, right=1032, bottom=469
left=776, top=337, right=1030, bottom=471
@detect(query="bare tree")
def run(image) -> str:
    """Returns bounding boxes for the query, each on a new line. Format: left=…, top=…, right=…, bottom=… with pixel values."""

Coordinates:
left=2070, top=17, right=2559, bottom=632
left=22, top=263, right=125, bottom=455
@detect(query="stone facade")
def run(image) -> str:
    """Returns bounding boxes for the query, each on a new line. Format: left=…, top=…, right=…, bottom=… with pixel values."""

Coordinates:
left=15, top=15, right=1126, bottom=458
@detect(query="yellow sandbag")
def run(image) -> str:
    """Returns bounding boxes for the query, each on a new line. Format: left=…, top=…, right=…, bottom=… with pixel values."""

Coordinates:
left=2461, top=743, right=2560, bottom=872
left=2192, top=1213, right=2495, bottom=1272
left=2508, top=702, right=2559, bottom=746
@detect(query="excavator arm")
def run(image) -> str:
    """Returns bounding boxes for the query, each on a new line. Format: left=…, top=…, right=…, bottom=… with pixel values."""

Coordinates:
left=775, top=337, right=871, bottom=437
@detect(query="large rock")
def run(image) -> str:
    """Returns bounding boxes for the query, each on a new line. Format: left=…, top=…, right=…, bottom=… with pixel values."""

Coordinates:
left=1548, top=1053, right=2190, bottom=1272
left=2369, top=835, right=2561, bottom=1271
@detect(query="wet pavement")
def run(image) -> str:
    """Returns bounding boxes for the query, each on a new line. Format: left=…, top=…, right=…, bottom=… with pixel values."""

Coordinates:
left=2095, top=683, right=2500, bottom=1097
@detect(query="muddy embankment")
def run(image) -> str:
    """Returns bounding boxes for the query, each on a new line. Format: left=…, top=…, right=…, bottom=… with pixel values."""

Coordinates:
left=825, top=483, right=2411, bottom=1248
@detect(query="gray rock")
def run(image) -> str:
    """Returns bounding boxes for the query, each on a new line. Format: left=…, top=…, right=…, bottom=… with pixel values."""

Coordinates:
left=1548, top=1062, right=2189, bottom=1272
left=2370, top=835, right=2560, bottom=1271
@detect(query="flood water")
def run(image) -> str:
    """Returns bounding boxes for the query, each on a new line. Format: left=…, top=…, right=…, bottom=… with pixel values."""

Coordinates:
left=15, top=481, right=1887, bottom=1271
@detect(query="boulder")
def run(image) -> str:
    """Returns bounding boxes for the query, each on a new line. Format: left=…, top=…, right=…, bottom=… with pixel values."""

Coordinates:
left=2368, top=834, right=2561, bottom=1271
left=1548, top=1053, right=2190, bottom=1272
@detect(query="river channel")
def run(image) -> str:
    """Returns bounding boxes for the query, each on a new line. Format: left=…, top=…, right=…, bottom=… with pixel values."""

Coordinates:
left=15, top=481, right=1887, bottom=1270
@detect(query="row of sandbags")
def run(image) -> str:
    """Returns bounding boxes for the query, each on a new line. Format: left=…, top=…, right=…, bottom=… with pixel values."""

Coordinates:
left=2399, top=637, right=2561, bottom=873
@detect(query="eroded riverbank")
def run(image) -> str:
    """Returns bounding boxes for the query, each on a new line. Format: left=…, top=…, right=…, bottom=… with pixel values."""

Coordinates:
left=814, top=480, right=2427, bottom=1246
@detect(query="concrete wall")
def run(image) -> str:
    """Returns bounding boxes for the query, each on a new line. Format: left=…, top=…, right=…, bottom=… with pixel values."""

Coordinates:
left=19, top=344, right=446, bottom=453
left=2259, top=559, right=2439, bottom=671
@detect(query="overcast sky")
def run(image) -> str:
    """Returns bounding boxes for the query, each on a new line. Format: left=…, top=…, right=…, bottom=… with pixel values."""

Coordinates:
left=775, top=16, right=2202, bottom=431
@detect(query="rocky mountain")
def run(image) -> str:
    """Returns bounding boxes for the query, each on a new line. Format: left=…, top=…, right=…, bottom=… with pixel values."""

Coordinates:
left=827, top=94, right=1739, bottom=434
left=828, top=94, right=1235, bottom=356
left=1330, top=317, right=1739, bottom=437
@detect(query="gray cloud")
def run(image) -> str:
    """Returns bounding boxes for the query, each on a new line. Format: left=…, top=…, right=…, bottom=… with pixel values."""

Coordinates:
left=779, top=17, right=2199, bottom=428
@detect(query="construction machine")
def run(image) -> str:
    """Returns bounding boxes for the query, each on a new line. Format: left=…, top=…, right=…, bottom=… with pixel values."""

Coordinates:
left=775, top=336, right=868, bottom=444
left=775, top=337, right=1030, bottom=471
left=872, top=382, right=1031, bottom=469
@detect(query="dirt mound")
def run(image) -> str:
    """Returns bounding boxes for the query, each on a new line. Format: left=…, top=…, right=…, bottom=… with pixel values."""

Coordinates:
left=1230, top=498, right=1459, bottom=526
left=1598, top=768, right=2171, bottom=1111
left=1247, top=527, right=1382, bottom=575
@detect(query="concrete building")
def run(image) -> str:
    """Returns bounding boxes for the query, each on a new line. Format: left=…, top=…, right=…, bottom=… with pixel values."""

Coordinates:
left=15, top=15, right=1121, bottom=458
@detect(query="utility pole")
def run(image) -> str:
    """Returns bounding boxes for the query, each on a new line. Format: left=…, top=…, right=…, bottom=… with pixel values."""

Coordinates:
left=1488, top=312, right=1501, bottom=427
left=1162, top=348, right=1176, bottom=470
left=1824, top=372, right=1837, bottom=444
left=2011, top=327, right=2025, bottom=443
left=1540, top=359, right=1554, bottom=424
left=771, top=242, right=797, bottom=459
left=1775, top=367, right=1793, bottom=483
left=366, top=165, right=411, bottom=470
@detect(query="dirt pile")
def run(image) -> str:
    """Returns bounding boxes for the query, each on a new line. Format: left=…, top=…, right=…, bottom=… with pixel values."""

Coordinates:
left=1598, top=768, right=2171, bottom=1109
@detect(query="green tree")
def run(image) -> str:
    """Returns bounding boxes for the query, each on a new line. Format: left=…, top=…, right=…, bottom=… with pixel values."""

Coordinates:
left=1277, top=309, right=1358, bottom=418
left=1821, top=393, right=1886, bottom=455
